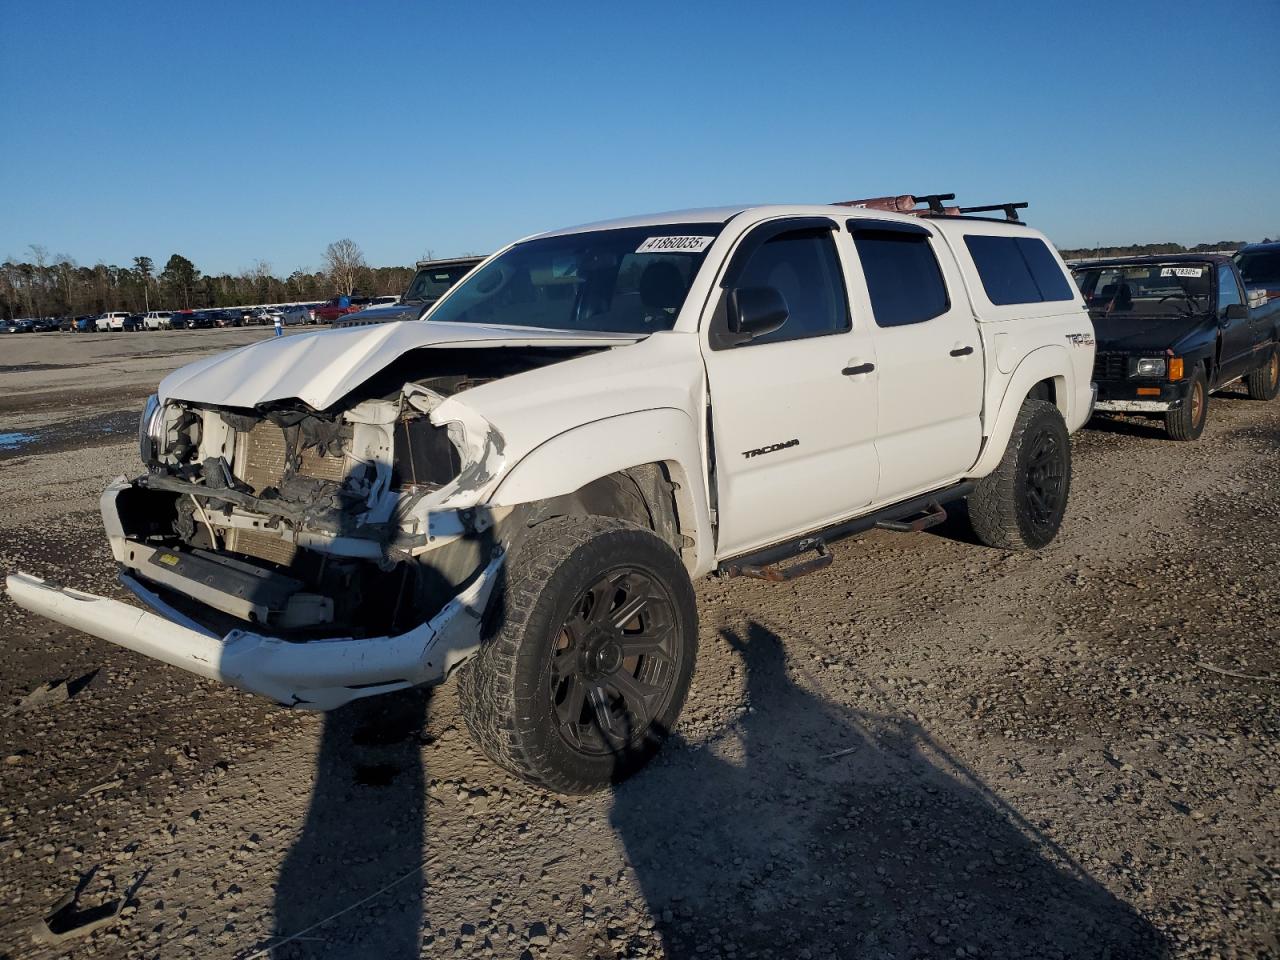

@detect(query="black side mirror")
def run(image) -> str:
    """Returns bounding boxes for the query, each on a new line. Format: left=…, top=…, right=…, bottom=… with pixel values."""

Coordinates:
left=1224, top=303, right=1248, bottom=322
left=727, top=286, right=788, bottom=341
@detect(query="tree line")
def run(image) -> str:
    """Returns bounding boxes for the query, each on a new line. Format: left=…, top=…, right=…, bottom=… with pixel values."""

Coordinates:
left=6, top=233, right=1272, bottom=320
left=1057, top=239, right=1267, bottom=260
left=0, top=239, right=424, bottom=320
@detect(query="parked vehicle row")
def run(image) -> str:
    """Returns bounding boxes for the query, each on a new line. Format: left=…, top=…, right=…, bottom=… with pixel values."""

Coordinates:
left=2, top=303, right=375, bottom=334
left=4, top=316, right=76, bottom=333
left=2, top=257, right=486, bottom=336
left=5, top=198, right=1277, bottom=798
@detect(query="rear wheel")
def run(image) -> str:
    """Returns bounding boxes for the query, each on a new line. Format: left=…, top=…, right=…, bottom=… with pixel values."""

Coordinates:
left=458, top=516, right=697, bottom=793
left=967, top=398, right=1071, bottom=551
left=1165, top=368, right=1208, bottom=440
left=1245, top=348, right=1280, bottom=401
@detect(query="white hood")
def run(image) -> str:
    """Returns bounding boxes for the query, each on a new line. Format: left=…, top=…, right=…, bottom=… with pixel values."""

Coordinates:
left=158, top=321, right=638, bottom=410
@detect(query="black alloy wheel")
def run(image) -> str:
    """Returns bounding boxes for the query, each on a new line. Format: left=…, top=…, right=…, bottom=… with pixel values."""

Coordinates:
left=458, top=515, right=697, bottom=792
left=967, top=398, right=1072, bottom=551
left=550, top=567, right=681, bottom=757
left=1019, top=422, right=1068, bottom=541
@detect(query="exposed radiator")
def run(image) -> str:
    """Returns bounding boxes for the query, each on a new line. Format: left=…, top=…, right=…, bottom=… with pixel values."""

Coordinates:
left=224, top=528, right=298, bottom=567
left=237, top=420, right=348, bottom=493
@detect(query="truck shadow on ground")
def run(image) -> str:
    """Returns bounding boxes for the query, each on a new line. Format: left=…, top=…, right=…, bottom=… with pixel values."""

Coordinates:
left=611, top=622, right=1167, bottom=959
left=269, top=689, right=432, bottom=959
left=1083, top=413, right=1177, bottom=441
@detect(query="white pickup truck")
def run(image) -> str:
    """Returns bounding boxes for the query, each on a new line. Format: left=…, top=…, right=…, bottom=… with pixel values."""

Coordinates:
left=7, top=203, right=1096, bottom=793
left=95, top=311, right=131, bottom=332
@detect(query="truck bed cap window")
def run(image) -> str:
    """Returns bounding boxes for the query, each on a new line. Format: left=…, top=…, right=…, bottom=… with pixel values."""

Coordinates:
left=965, top=235, right=1074, bottom=305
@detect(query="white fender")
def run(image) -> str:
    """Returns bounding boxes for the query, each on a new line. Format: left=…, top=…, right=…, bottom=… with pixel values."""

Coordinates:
left=489, top=407, right=715, bottom=576
left=969, top=345, right=1073, bottom=478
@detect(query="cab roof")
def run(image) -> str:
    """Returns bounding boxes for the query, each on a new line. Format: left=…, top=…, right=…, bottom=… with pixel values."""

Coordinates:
left=531, top=203, right=1036, bottom=240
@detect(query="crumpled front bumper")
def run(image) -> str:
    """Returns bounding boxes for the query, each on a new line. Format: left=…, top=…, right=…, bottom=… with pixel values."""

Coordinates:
left=4, top=555, right=502, bottom=711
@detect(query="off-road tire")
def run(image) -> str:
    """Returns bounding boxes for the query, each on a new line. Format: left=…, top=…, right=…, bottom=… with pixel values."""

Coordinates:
left=1245, top=347, right=1280, bottom=401
left=1165, top=368, right=1209, bottom=441
left=458, top=515, right=697, bottom=793
left=967, top=398, right=1071, bottom=551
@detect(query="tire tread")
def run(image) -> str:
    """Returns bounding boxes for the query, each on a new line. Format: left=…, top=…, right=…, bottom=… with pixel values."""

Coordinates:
left=967, top=398, right=1069, bottom=551
left=1244, top=347, right=1279, bottom=401
left=459, top=516, right=694, bottom=793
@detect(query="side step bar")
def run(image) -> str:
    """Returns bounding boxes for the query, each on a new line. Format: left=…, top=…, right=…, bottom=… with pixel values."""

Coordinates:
left=874, top=500, right=948, bottom=533
left=720, top=482, right=974, bottom=582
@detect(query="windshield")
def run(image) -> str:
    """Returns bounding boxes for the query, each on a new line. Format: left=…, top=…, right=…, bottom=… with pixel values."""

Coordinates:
left=1236, top=250, right=1280, bottom=286
left=1073, top=262, right=1212, bottom=317
left=426, top=224, right=723, bottom=333
left=404, top=266, right=473, bottom=302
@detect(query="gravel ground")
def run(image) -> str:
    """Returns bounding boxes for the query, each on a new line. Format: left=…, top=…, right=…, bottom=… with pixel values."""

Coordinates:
left=0, top=329, right=1277, bottom=959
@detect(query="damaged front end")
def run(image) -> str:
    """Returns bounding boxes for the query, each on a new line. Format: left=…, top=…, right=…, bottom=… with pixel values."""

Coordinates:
left=11, top=374, right=515, bottom=710
left=124, top=377, right=506, bottom=637
left=6, top=327, right=634, bottom=708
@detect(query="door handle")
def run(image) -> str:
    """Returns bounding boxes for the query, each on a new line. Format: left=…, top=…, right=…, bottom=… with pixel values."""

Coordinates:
left=950, top=346, right=975, bottom=357
left=842, top=363, right=875, bottom=376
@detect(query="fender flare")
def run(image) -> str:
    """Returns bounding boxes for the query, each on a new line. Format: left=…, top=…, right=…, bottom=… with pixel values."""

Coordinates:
left=488, top=407, right=714, bottom=575
left=969, top=345, right=1072, bottom=477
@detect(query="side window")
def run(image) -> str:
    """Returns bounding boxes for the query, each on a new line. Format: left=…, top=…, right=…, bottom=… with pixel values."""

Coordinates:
left=732, top=229, right=848, bottom=345
left=1217, top=268, right=1243, bottom=315
left=1016, top=238, right=1074, bottom=301
left=853, top=231, right=950, bottom=327
left=965, top=236, right=1040, bottom=304
left=964, top=235, right=1074, bottom=305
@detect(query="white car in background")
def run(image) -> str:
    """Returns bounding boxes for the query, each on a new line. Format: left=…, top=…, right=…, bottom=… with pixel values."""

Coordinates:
left=96, top=311, right=130, bottom=332
left=250, top=307, right=285, bottom=326
left=143, top=311, right=175, bottom=330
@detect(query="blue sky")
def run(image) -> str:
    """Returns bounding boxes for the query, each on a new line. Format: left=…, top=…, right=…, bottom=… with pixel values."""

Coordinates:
left=2, top=0, right=1277, bottom=274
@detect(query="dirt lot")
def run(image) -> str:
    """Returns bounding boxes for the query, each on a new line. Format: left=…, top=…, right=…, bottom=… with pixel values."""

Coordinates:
left=0, top=328, right=1277, bottom=959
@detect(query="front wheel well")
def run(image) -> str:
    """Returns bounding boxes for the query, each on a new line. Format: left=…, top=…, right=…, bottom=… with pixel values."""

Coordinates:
left=518, top=463, right=690, bottom=562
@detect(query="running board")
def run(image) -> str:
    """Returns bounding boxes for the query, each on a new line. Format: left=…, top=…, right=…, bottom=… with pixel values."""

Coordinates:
left=874, top=501, right=947, bottom=533
left=732, top=541, right=832, bottom=582
left=719, top=482, right=974, bottom=582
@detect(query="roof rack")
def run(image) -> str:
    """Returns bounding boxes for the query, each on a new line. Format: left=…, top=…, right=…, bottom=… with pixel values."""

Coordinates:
left=833, top=192, right=1028, bottom=224
left=954, top=201, right=1028, bottom=222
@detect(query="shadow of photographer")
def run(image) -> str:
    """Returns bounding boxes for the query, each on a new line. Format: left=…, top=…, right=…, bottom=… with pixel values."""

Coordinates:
left=611, top=621, right=1167, bottom=959
left=269, top=688, right=433, bottom=959
left=262, top=517, right=506, bottom=959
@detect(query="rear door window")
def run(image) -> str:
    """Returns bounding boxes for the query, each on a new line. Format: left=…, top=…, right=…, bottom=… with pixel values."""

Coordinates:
left=853, top=231, right=950, bottom=327
left=964, top=235, right=1074, bottom=305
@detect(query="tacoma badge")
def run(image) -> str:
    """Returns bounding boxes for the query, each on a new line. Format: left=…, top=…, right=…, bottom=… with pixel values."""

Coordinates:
left=742, top=439, right=799, bottom=459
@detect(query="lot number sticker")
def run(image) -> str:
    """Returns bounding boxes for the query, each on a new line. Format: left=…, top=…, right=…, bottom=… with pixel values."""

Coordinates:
left=636, top=236, right=714, bottom=254
left=1160, top=267, right=1204, bottom=278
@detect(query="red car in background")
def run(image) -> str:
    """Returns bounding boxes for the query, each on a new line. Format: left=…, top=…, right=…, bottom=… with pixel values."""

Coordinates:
left=312, top=296, right=374, bottom=324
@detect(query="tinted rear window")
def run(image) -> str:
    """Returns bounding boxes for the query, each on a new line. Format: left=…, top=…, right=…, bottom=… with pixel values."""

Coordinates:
left=854, top=231, right=950, bottom=327
left=964, top=235, right=1074, bottom=305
